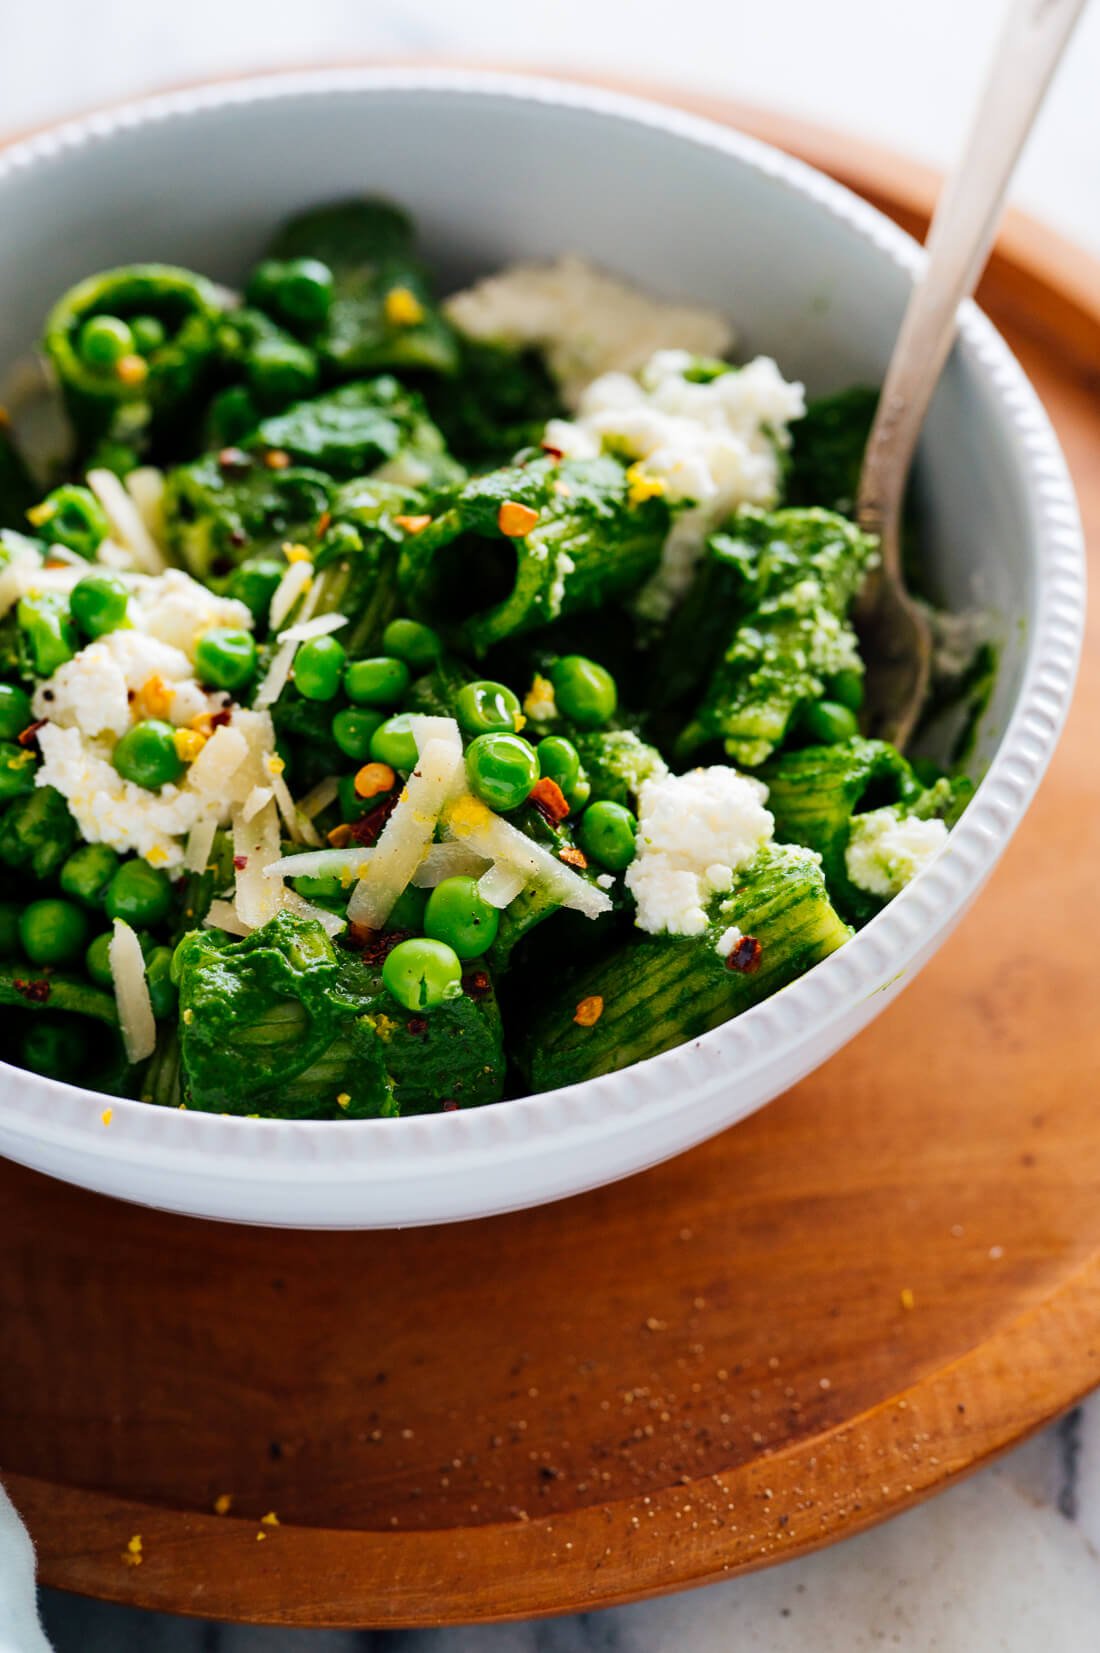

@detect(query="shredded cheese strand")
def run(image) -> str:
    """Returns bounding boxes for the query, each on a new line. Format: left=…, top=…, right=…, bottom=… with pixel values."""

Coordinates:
left=109, top=918, right=157, bottom=1063
left=87, top=468, right=165, bottom=573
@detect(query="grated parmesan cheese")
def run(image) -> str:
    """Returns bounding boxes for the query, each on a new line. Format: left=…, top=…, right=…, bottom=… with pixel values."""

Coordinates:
left=87, top=468, right=165, bottom=573
left=268, top=560, right=313, bottom=632
left=346, top=720, right=466, bottom=929
left=109, top=918, right=157, bottom=1062
left=183, top=816, right=217, bottom=875
left=442, top=794, right=610, bottom=919
left=410, top=842, right=492, bottom=887
left=232, top=799, right=283, bottom=929
left=204, top=899, right=250, bottom=937
left=477, top=862, right=528, bottom=909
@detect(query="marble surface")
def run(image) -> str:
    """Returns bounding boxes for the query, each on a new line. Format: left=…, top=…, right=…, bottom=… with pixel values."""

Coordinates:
left=4, top=1, right=1100, bottom=1646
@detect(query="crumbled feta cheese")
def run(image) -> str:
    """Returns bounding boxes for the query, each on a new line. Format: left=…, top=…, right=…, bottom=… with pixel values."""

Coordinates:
left=31, top=590, right=269, bottom=867
left=127, top=568, right=252, bottom=660
left=549, top=350, right=805, bottom=620
left=36, top=723, right=218, bottom=868
left=845, top=808, right=949, bottom=898
left=33, top=629, right=201, bottom=739
left=625, top=766, right=775, bottom=937
left=445, top=257, right=733, bottom=407
left=523, top=674, right=558, bottom=723
left=714, top=924, right=743, bottom=959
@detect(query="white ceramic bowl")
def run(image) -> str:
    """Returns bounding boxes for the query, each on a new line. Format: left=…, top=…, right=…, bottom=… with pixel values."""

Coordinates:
left=0, top=70, right=1083, bottom=1227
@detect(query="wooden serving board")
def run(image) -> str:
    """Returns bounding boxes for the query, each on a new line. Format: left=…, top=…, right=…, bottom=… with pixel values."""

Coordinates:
left=4, top=91, right=1100, bottom=1629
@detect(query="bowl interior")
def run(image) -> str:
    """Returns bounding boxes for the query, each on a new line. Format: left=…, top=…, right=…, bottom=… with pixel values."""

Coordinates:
left=0, top=76, right=1030, bottom=776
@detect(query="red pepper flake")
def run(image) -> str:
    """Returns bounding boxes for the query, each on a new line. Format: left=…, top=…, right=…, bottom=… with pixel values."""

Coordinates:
left=228, top=529, right=249, bottom=550
left=528, top=776, right=570, bottom=826
left=217, top=446, right=251, bottom=474
left=573, top=995, right=604, bottom=1028
left=210, top=706, right=233, bottom=730
left=347, top=794, right=399, bottom=847
left=233, top=854, right=248, bottom=871
left=13, top=977, right=50, bottom=1004
left=394, top=513, right=432, bottom=535
left=263, top=448, right=291, bottom=471
left=315, top=509, right=332, bottom=536
left=540, top=442, right=565, bottom=460
left=16, top=719, right=47, bottom=750
left=406, top=1016, right=429, bottom=1038
left=558, top=845, right=588, bottom=871
left=462, top=969, right=491, bottom=1000
left=725, top=935, right=762, bottom=973
left=442, top=1100, right=460, bottom=1112
left=349, top=925, right=408, bottom=968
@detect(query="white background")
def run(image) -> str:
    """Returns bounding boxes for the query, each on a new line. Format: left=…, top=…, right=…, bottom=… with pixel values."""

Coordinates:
left=1, top=0, right=1098, bottom=252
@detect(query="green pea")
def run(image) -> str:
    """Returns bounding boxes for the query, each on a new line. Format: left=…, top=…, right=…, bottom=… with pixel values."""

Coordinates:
left=28, top=484, right=110, bottom=559
left=465, top=732, right=540, bottom=813
left=248, top=257, right=334, bottom=329
left=59, top=843, right=121, bottom=908
left=145, top=945, right=177, bottom=1020
left=226, top=556, right=284, bottom=625
left=112, top=719, right=183, bottom=790
left=0, top=684, right=32, bottom=740
left=195, top=627, right=258, bottom=692
left=387, top=884, right=428, bottom=932
left=292, top=871, right=344, bottom=902
left=17, top=591, right=77, bottom=676
left=20, top=1019, right=80, bottom=1082
left=381, top=936, right=463, bottom=1013
left=344, top=656, right=411, bottom=708
left=331, top=706, right=384, bottom=761
left=247, top=336, right=318, bottom=404
left=0, top=741, right=37, bottom=799
left=294, top=634, right=347, bottom=702
left=85, top=931, right=114, bottom=988
left=455, top=680, right=522, bottom=738
left=0, top=901, right=20, bottom=956
left=828, top=669, right=864, bottom=712
left=550, top=655, right=617, bottom=728
left=536, top=735, right=582, bottom=799
left=70, top=572, right=130, bottom=639
left=19, top=898, right=89, bottom=966
left=381, top=617, right=442, bottom=670
left=802, top=699, right=860, bottom=746
left=424, top=875, right=500, bottom=960
left=570, top=775, right=592, bottom=812
left=78, top=314, right=135, bottom=370
left=130, top=314, right=166, bottom=354
left=105, top=858, right=173, bottom=926
left=369, top=714, right=419, bottom=773
left=578, top=800, right=637, bottom=871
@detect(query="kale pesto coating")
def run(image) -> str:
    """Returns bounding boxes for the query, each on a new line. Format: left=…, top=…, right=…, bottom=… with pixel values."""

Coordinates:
left=397, top=454, right=669, bottom=655
left=518, top=844, right=850, bottom=1090
left=44, top=264, right=227, bottom=456
left=161, top=451, right=332, bottom=581
left=761, top=737, right=972, bottom=926
left=173, top=911, right=505, bottom=1118
left=677, top=506, right=878, bottom=768
left=266, top=199, right=459, bottom=378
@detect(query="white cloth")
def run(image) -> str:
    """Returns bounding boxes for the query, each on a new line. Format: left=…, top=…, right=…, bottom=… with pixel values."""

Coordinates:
left=0, top=1487, right=50, bottom=1653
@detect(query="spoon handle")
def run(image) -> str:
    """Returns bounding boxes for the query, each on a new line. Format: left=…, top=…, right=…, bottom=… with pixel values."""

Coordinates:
left=858, top=0, right=1088, bottom=552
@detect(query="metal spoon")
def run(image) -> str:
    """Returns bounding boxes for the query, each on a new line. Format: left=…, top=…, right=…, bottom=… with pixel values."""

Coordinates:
left=857, top=0, right=1088, bottom=748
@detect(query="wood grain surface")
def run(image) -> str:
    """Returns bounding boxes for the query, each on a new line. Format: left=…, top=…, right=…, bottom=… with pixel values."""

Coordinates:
left=3, top=86, right=1099, bottom=1628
